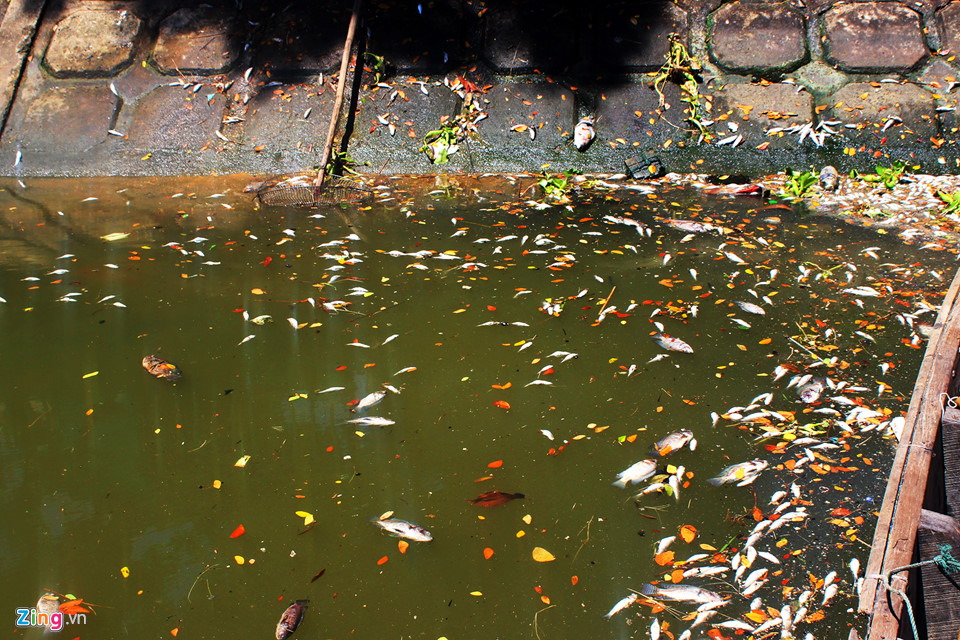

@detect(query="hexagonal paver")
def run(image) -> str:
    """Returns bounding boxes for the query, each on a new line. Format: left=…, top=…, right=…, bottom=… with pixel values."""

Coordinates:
left=709, top=3, right=807, bottom=74
left=43, top=9, right=141, bottom=78
left=939, top=2, right=960, bottom=55
left=823, top=3, right=928, bottom=73
left=127, top=86, right=227, bottom=150
left=596, top=3, right=689, bottom=71
left=829, top=83, right=938, bottom=137
left=152, top=7, right=238, bottom=75
left=19, top=86, right=120, bottom=151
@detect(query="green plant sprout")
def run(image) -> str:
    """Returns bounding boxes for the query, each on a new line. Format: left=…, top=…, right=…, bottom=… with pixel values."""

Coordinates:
left=653, top=33, right=709, bottom=141
left=783, top=170, right=818, bottom=199
left=937, top=190, right=960, bottom=216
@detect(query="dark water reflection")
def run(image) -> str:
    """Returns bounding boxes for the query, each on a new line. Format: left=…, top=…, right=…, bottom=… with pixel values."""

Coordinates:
left=0, top=175, right=952, bottom=639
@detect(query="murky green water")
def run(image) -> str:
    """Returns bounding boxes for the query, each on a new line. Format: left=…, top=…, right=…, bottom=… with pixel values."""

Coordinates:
left=0, top=174, right=953, bottom=639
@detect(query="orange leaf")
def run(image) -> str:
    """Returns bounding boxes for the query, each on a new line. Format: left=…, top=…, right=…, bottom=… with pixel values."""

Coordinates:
left=679, top=524, right=697, bottom=543
left=491, top=382, right=512, bottom=390
left=654, top=550, right=675, bottom=566
left=806, top=610, right=825, bottom=622
left=571, top=575, right=579, bottom=585
left=830, top=508, right=852, bottom=516
left=398, top=540, right=409, bottom=554
left=487, top=305, right=497, bottom=311
left=377, top=555, right=389, bottom=565
left=230, top=524, right=246, bottom=538
left=171, top=628, right=180, bottom=637
left=670, top=568, right=685, bottom=583
left=487, top=460, right=503, bottom=468
left=759, top=337, right=772, bottom=344
left=483, top=547, right=495, bottom=559
left=493, top=400, right=511, bottom=410
left=541, top=595, right=551, bottom=604
left=752, top=507, right=763, bottom=522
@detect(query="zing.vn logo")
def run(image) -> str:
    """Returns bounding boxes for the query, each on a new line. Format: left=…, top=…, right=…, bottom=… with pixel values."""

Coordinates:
left=15, top=607, right=87, bottom=632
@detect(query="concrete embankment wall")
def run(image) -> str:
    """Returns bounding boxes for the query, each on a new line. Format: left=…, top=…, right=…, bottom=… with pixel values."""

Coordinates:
left=0, top=0, right=958, bottom=179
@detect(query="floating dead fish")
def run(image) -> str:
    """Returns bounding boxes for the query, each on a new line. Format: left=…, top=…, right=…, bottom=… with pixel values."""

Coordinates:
left=356, top=389, right=387, bottom=411
left=653, top=332, right=693, bottom=354
left=142, top=355, right=182, bottom=381
left=469, top=490, right=525, bottom=507
left=662, top=218, right=716, bottom=233
left=736, top=301, right=765, bottom=315
left=798, top=377, right=825, bottom=403
left=652, top=430, right=695, bottom=456
left=604, top=593, right=638, bottom=619
left=613, top=459, right=658, bottom=488
left=707, top=459, right=768, bottom=486
left=370, top=516, right=432, bottom=542
left=639, top=583, right=724, bottom=605
left=276, top=599, right=309, bottom=640
left=346, top=416, right=395, bottom=427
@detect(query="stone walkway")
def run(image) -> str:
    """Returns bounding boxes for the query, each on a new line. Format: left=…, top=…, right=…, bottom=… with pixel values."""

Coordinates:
left=0, top=0, right=957, bottom=178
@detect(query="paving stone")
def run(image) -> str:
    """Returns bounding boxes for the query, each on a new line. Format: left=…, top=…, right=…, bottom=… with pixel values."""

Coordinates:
left=473, top=82, right=576, bottom=153
left=595, top=3, right=689, bottom=71
left=349, top=80, right=462, bottom=172
left=828, top=82, right=939, bottom=138
left=482, top=5, right=582, bottom=74
left=366, top=0, right=474, bottom=73
left=916, top=59, right=960, bottom=95
left=43, top=8, right=142, bottom=78
left=127, top=85, right=227, bottom=151
left=151, top=7, right=239, bottom=75
left=241, top=84, right=334, bottom=157
left=18, top=85, right=119, bottom=151
left=822, top=3, right=928, bottom=73
left=713, top=81, right=814, bottom=136
left=595, top=81, right=687, bottom=149
left=252, top=6, right=347, bottom=75
left=939, top=2, right=960, bottom=55
left=791, top=61, right=849, bottom=98
left=709, top=3, right=807, bottom=74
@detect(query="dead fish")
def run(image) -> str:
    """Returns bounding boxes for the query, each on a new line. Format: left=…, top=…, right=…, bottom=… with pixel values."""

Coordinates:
left=604, top=593, right=638, bottom=619
left=639, top=583, right=724, bottom=605
left=798, top=377, right=825, bottom=403
left=736, top=300, right=765, bottom=315
left=708, top=460, right=768, bottom=486
left=370, top=516, right=432, bottom=542
left=819, top=165, right=839, bottom=191
left=276, top=600, right=309, bottom=639
left=346, top=416, right=396, bottom=427
left=469, top=490, right=525, bottom=507
left=613, top=459, right=658, bottom=488
left=356, top=389, right=387, bottom=410
left=653, top=332, right=694, bottom=354
left=142, top=355, right=182, bottom=381
left=652, top=430, right=695, bottom=456
left=662, top=219, right=715, bottom=233
left=573, top=116, right=596, bottom=151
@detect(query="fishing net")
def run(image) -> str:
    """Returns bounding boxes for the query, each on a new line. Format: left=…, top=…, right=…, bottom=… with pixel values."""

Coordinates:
left=252, top=174, right=372, bottom=207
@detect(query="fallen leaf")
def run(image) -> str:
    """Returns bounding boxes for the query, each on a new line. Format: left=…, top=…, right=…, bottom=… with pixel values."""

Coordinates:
left=377, top=556, right=389, bottom=565
left=295, top=511, right=315, bottom=526
left=121, top=566, right=130, bottom=578
left=234, top=555, right=245, bottom=564
left=493, top=400, right=511, bottom=409
left=487, top=459, right=503, bottom=468
left=679, top=524, right=697, bottom=543
left=483, top=547, right=495, bottom=559
left=532, top=547, right=556, bottom=562
left=398, top=540, right=409, bottom=554
left=230, top=524, right=246, bottom=538
left=654, top=551, right=675, bottom=566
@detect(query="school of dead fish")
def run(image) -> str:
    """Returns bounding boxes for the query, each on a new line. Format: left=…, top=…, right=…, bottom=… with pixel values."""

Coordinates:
left=6, top=174, right=951, bottom=639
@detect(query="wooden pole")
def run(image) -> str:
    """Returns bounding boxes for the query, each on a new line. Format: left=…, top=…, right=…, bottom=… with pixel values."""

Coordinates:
left=315, top=0, right=363, bottom=189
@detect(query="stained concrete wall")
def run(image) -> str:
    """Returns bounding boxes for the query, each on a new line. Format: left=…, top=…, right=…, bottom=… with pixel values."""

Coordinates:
left=0, top=0, right=958, bottom=178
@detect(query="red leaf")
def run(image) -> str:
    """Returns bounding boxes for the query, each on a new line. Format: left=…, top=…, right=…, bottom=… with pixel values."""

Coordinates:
left=493, top=400, right=511, bottom=410
left=262, top=256, right=273, bottom=267
left=230, top=524, right=246, bottom=538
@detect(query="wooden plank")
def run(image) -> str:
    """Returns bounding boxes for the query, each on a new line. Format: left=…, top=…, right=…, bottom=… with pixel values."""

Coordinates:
left=861, top=267, right=960, bottom=637
left=0, top=0, right=46, bottom=140
left=944, top=407, right=960, bottom=516
left=919, top=511, right=960, bottom=640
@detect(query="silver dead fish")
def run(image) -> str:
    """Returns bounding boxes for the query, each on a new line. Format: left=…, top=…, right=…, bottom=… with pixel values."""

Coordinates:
left=653, top=332, right=694, bottom=354
left=346, top=416, right=396, bottom=426
left=707, top=459, right=768, bottom=486
left=613, top=459, right=658, bottom=488
left=798, top=377, right=825, bottom=403
left=639, top=583, right=724, bottom=605
left=652, top=430, right=695, bottom=456
left=370, top=516, right=433, bottom=542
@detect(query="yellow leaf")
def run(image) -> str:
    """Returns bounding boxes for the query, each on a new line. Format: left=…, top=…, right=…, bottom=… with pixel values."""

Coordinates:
left=234, top=555, right=244, bottom=564
left=251, top=288, right=265, bottom=295
left=522, top=514, right=532, bottom=525
left=234, top=455, right=251, bottom=468
left=700, top=544, right=717, bottom=551
left=295, top=511, right=315, bottom=525
left=470, top=591, right=483, bottom=596
left=776, top=538, right=788, bottom=548
left=212, top=479, right=221, bottom=489
left=532, top=547, right=556, bottom=562
left=82, top=371, right=99, bottom=379
left=745, top=611, right=766, bottom=623
left=120, top=566, right=130, bottom=578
